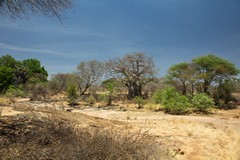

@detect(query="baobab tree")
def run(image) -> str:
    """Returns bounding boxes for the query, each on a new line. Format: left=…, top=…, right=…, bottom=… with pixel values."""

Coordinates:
left=107, top=53, right=158, bottom=99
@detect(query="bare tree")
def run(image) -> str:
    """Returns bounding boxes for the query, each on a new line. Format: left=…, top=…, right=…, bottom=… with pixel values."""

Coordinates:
left=0, top=0, right=73, bottom=19
left=49, top=73, right=78, bottom=94
left=107, top=53, right=158, bottom=99
left=77, top=60, right=105, bottom=95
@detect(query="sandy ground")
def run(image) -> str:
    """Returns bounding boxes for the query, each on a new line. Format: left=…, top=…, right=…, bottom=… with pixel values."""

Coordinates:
left=76, top=109, right=240, bottom=160
left=1, top=101, right=240, bottom=160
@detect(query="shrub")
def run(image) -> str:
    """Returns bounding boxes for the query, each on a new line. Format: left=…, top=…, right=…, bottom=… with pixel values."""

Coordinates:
left=5, top=85, right=25, bottom=97
left=153, top=87, right=192, bottom=115
left=192, top=93, right=214, bottom=112
left=86, top=95, right=96, bottom=105
left=67, top=84, right=78, bottom=106
left=212, top=79, right=235, bottom=106
left=26, top=83, right=50, bottom=100
left=134, top=96, right=145, bottom=109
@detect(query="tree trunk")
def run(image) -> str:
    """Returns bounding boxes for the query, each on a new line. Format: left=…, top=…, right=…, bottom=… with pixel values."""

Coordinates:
left=203, top=81, right=209, bottom=93
left=127, top=81, right=142, bottom=99
left=107, top=95, right=112, bottom=106
left=182, top=81, right=187, bottom=95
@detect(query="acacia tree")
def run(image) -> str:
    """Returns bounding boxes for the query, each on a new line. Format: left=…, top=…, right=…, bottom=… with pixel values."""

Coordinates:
left=107, top=53, right=158, bottom=99
left=0, top=0, right=72, bottom=20
left=166, top=62, right=196, bottom=95
left=193, top=54, right=239, bottom=93
left=77, top=60, right=105, bottom=95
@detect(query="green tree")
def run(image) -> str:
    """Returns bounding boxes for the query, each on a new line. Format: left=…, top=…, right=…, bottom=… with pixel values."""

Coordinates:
left=67, top=84, right=78, bottom=106
left=0, top=55, right=17, bottom=92
left=102, top=78, right=119, bottom=106
left=0, top=66, right=14, bottom=93
left=212, top=79, right=236, bottom=105
left=22, top=59, right=48, bottom=83
left=0, top=55, right=48, bottom=94
left=0, top=54, right=18, bottom=68
left=192, top=54, right=239, bottom=93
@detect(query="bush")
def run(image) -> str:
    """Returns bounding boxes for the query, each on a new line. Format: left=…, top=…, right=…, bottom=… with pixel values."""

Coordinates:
left=212, top=79, right=235, bottom=106
left=67, top=84, right=78, bottom=106
left=5, top=85, right=25, bottom=97
left=134, top=96, right=145, bottom=109
left=27, top=83, right=50, bottom=100
left=86, top=95, right=96, bottom=105
left=153, top=87, right=192, bottom=115
left=192, top=93, right=214, bottom=112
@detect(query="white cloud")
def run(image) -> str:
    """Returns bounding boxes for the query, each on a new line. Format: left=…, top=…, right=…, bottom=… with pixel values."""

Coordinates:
left=0, top=42, right=68, bottom=56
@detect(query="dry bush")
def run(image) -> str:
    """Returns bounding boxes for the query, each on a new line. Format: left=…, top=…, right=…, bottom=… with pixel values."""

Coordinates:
left=0, top=114, right=172, bottom=160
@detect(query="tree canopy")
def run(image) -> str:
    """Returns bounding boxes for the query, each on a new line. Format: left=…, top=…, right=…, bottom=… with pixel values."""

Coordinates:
left=77, top=60, right=105, bottom=95
left=193, top=54, right=239, bottom=93
left=167, top=62, right=195, bottom=95
left=0, top=55, right=48, bottom=93
left=167, top=54, right=239, bottom=96
left=107, top=53, right=158, bottom=99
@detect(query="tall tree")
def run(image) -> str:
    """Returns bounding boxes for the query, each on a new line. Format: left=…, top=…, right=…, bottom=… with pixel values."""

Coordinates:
left=0, top=55, right=48, bottom=93
left=107, top=53, right=158, bottom=99
left=22, top=59, right=48, bottom=83
left=0, top=66, right=14, bottom=93
left=77, top=60, right=105, bottom=95
left=0, top=55, right=17, bottom=92
left=0, top=0, right=72, bottom=20
left=192, top=54, right=239, bottom=93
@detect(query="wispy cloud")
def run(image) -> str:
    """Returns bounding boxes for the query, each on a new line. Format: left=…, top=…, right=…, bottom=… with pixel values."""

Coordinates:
left=0, top=42, right=69, bottom=56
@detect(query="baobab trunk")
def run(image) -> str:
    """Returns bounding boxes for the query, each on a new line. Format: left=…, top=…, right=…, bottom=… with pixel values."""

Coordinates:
left=127, top=81, right=142, bottom=99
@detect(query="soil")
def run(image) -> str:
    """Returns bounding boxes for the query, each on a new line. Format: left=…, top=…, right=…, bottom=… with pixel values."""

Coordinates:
left=1, top=99, right=240, bottom=160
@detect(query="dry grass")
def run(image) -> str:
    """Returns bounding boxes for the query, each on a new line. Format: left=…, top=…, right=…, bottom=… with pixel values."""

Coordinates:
left=0, top=112, right=172, bottom=160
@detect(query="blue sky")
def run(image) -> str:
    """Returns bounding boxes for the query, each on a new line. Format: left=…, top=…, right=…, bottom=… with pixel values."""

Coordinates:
left=0, top=0, right=239, bottom=77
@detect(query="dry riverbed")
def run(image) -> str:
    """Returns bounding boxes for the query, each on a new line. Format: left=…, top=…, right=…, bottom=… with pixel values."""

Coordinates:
left=76, top=108, right=240, bottom=160
left=1, top=99, right=240, bottom=160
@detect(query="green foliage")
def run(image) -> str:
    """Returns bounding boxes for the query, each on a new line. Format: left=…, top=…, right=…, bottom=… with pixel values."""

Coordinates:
left=0, top=54, right=17, bottom=68
left=5, top=85, right=25, bottom=98
left=153, top=87, right=192, bottom=115
left=102, top=78, right=119, bottom=106
left=0, top=55, right=48, bottom=94
left=86, top=95, right=96, bottom=105
left=167, top=62, right=195, bottom=95
left=212, top=79, right=235, bottom=105
left=133, top=96, right=145, bottom=109
left=22, top=59, right=48, bottom=83
left=192, top=93, right=214, bottom=112
left=0, top=66, right=14, bottom=93
left=193, top=54, right=239, bottom=93
left=67, top=84, right=78, bottom=106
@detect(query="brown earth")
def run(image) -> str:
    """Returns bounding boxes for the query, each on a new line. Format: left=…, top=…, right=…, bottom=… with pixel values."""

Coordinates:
left=1, top=99, right=240, bottom=160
